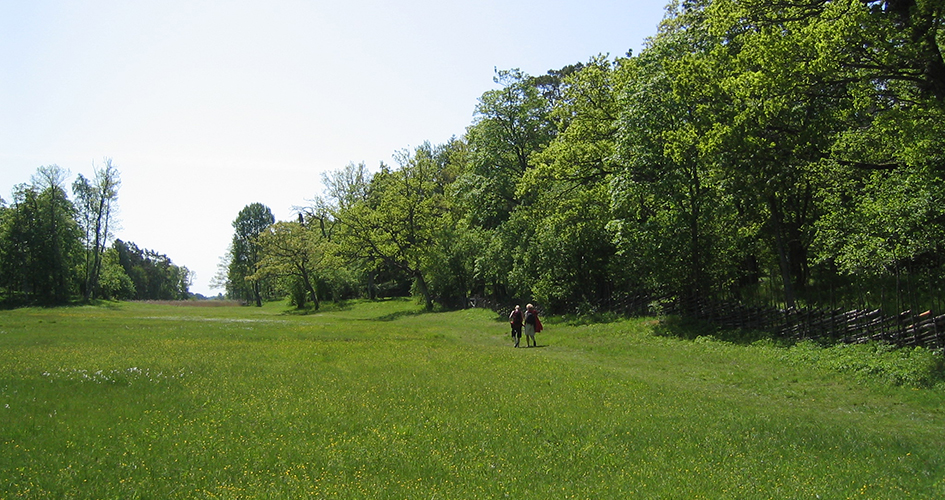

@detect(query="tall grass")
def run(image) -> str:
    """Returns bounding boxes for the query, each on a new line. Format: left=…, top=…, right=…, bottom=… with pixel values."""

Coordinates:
left=1, top=299, right=943, bottom=498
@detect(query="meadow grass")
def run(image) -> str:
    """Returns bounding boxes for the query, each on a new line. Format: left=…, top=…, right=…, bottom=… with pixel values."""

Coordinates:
left=1, top=299, right=943, bottom=499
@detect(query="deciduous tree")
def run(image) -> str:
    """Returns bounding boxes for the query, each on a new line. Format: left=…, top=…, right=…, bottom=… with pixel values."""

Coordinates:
left=72, top=158, right=121, bottom=301
left=250, top=220, right=325, bottom=309
left=332, top=143, right=456, bottom=309
left=0, top=166, right=82, bottom=304
left=227, top=203, right=274, bottom=306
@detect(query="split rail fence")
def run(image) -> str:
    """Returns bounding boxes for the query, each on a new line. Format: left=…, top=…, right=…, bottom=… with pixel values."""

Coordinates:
left=667, top=297, right=945, bottom=350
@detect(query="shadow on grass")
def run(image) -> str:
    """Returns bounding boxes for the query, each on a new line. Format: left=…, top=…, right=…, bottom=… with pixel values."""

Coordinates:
left=653, top=315, right=795, bottom=347
left=371, top=309, right=434, bottom=322
left=279, top=300, right=359, bottom=316
left=281, top=307, right=320, bottom=316
left=0, top=299, right=127, bottom=311
left=556, top=311, right=628, bottom=326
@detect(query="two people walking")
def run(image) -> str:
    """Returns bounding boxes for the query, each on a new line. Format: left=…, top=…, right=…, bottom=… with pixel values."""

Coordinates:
left=509, top=303, right=541, bottom=347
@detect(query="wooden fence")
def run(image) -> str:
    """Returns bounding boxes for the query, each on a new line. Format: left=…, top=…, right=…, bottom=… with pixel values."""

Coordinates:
left=668, top=297, right=945, bottom=350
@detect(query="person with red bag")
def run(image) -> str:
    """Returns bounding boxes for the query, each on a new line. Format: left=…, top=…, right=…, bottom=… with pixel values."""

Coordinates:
left=523, top=304, right=542, bottom=347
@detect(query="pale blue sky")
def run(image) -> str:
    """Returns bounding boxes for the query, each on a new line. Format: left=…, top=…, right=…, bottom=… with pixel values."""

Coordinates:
left=1, top=0, right=668, bottom=296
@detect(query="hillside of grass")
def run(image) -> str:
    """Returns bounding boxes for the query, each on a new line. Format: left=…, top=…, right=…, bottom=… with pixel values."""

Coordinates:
left=1, top=299, right=943, bottom=498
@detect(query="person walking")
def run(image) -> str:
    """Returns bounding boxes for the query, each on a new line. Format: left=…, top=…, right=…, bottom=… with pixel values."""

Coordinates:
left=523, top=304, right=541, bottom=347
left=509, top=305, right=523, bottom=347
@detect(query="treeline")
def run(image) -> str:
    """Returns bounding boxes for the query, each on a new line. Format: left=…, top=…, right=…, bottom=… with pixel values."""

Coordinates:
left=0, top=161, right=192, bottom=306
left=226, top=0, right=943, bottom=314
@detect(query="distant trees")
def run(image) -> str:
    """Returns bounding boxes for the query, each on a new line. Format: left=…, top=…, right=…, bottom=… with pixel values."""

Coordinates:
left=0, top=163, right=190, bottom=306
left=225, top=203, right=275, bottom=307
left=73, top=158, right=121, bottom=301
left=249, top=220, right=325, bottom=310
left=112, top=239, right=192, bottom=301
left=0, top=166, right=82, bottom=305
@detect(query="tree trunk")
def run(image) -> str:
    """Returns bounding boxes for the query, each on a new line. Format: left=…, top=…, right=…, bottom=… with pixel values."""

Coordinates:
left=687, top=173, right=702, bottom=297
left=300, top=267, right=320, bottom=310
left=415, top=272, right=433, bottom=310
left=769, top=197, right=796, bottom=309
left=367, top=270, right=377, bottom=300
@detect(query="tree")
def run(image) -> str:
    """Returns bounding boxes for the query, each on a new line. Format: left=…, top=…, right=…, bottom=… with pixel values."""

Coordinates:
left=0, top=166, right=82, bottom=305
left=250, top=220, right=325, bottom=309
left=72, top=158, right=121, bottom=301
left=227, top=203, right=274, bottom=306
left=320, top=162, right=372, bottom=212
left=710, top=0, right=945, bottom=104
left=332, top=143, right=456, bottom=309
left=98, top=246, right=136, bottom=300
left=113, top=239, right=192, bottom=300
left=253, top=0, right=944, bottom=315
left=290, top=163, right=374, bottom=302
left=459, top=68, right=558, bottom=230
left=608, top=1, right=747, bottom=301
left=452, top=68, right=561, bottom=304
left=473, top=68, right=557, bottom=175
left=704, top=0, right=945, bottom=307
left=517, top=56, right=626, bottom=310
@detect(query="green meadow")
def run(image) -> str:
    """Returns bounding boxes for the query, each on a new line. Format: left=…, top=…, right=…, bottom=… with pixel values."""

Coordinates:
left=1, top=299, right=943, bottom=499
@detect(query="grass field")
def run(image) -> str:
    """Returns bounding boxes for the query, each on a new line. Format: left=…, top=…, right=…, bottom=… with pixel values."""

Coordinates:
left=1, top=299, right=944, bottom=499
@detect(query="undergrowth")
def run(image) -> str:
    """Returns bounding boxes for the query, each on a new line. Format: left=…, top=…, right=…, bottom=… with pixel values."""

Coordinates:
left=652, top=314, right=945, bottom=388
left=780, top=340, right=945, bottom=388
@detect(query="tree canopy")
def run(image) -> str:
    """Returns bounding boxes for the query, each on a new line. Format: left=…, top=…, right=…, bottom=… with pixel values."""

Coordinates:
left=275, top=0, right=945, bottom=314
left=1, top=164, right=190, bottom=306
left=9, top=0, right=945, bottom=315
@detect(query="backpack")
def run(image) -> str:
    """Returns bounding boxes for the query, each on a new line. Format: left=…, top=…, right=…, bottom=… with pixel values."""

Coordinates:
left=524, top=310, right=536, bottom=325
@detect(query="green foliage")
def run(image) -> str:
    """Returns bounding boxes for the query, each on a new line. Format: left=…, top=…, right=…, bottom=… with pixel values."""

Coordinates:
left=113, top=239, right=192, bottom=300
left=468, top=68, right=556, bottom=179
left=420, top=219, right=483, bottom=307
left=611, top=13, right=748, bottom=298
left=517, top=183, right=617, bottom=312
left=0, top=167, right=83, bottom=305
left=814, top=162, right=945, bottom=276
left=518, top=57, right=625, bottom=311
left=72, top=158, right=121, bottom=301
left=702, top=0, right=945, bottom=305
left=250, top=220, right=325, bottom=309
left=207, top=0, right=945, bottom=320
left=0, top=165, right=191, bottom=306
left=97, top=246, right=136, bottom=300
left=4, top=0, right=944, bottom=324
left=455, top=67, right=579, bottom=306
left=226, top=203, right=275, bottom=306
left=317, top=241, right=364, bottom=302
left=330, top=142, right=459, bottom=309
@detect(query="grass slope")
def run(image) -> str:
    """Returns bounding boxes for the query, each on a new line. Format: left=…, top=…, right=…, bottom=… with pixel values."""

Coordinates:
left=1, top=299, right=943, bottom=499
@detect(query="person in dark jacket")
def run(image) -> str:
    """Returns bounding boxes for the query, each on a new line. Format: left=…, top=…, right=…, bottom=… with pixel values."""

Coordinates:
left=509, top=305, right=523, bottom=348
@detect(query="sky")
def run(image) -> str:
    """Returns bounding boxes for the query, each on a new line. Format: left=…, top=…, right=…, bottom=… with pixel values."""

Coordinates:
left=1, top=0, right=668, bottom=297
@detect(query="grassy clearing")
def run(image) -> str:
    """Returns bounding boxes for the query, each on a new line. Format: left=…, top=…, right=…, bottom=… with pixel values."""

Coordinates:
left=1, top=299, right=944, bottom=498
